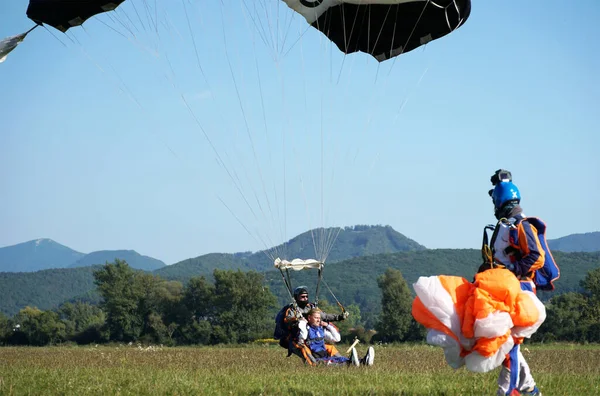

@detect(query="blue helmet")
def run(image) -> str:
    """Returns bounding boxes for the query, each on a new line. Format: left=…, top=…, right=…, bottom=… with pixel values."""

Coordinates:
left=491, top=181, right=521, bottom=211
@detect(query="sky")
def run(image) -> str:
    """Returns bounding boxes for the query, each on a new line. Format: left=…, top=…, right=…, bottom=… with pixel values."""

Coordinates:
left=1, top=0, right=599, bottom=265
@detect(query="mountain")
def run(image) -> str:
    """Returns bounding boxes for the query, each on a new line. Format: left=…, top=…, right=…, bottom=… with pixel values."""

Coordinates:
left=0, top=239, right=84, bottom=272
left=1, top=248, right=598, bottom=319
left=0, top=266, right=100, bottom=316
left=154, top=225, right=426, bottom=282
left=548, top=232, right=600, bottom=253
left=68, top=250, right=166, bottom=271
left=2, top=226, right=599, bottom=318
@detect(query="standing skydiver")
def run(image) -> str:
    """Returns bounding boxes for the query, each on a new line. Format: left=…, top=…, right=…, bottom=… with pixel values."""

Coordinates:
left=478, top=169, right=559, bottom=396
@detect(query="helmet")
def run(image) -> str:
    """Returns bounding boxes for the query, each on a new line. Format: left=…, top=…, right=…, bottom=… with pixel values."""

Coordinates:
left=293, top=286, right=309, bottom=299
left=491, top=181, right=521, bottom=211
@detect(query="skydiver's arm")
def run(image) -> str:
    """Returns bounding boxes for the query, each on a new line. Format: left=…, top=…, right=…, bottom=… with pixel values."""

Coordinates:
left=323, top=322, right=341, bottom=343
left=319, top=311, right=341, bottom=322
left=513, top=221, right=545, bottom=277
left=284, top=307, right=301, bottom=328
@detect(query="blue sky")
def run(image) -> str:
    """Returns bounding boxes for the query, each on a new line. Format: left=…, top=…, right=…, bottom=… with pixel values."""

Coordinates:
left=1, top=0, right=599, bottom=265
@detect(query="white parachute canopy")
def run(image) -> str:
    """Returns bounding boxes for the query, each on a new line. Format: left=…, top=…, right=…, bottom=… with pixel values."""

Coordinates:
left=274, top=257, right=324, bottom=271
left=0, top=30, right=31, bottom=64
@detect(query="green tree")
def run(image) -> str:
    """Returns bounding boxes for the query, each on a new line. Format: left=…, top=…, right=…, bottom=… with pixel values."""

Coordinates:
left=93, top=260, right=151, bottom=341
left=58, top=301, right=106, bottom=340
left=0, top=312, right=11, bottom=344
left=375, top=268, right=413, bottom=342
left=13, top=306, right=66, bottom=345
left=533, top=292, right=588, bottom=342
left=176, top=276, right=216, bottom=345
left=581, top=267, right=600, bottom=299
left=212, top=269, right=277, bottom=343
left=183, top=276, right=216, bottom=321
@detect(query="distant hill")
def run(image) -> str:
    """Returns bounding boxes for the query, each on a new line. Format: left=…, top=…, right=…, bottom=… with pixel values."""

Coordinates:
left=69, top=250, right=166, bottom=271
left=1, top=248, right=598, bottom=321
left=0, top=266, right=100, bottom=316
left=155, top=225, right=426, bottom=282
left=2, top=226, right=599, bottom=318
left=548, top=232, right=600, bottom=253
left=0, top=239, right=84, bottom=272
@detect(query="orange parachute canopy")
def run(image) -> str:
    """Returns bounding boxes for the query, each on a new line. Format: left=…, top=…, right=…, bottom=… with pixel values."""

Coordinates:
left=412, top=268, right=546, bottom=373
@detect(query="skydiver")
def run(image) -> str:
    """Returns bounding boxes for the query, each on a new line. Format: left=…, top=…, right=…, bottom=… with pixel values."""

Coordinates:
left=277, top=286, right=348, bottom=360
left=478, top=169, right=547, bottom=396
left=294, top=308, right=374, bottom=366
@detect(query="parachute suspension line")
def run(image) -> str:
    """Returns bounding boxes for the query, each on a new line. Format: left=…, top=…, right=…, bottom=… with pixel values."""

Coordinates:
left=140, top=0, right=157, bottom=36
left=278, top=267, right=295, bottom=303
left=220, top=1, right=294, bottom=261
left=369, top=63, right=432, bottom=175
left=388, top=0, right=431, bottom=74
left=178, top=92, right=267, bottom=232
left=322, top=278, right=346, bottom=314
left=39, top=24, right=69, bottom=49
left=285, top=268, right=293, bottom=296
left=100, top=13, right=133, bottom=40
left=220, top=5, right=276, bottom=239
left=278, top=3, right=298, bottom=57
left=217, top=195, right=275, bottom=260
left=314, top=268, right=323, bottom=306
left=116, top=2, right=141, bottom=36
left=60, top=25, right=190, bottom=173
left=25, top=24, right=39, bottom=35
left=281, top=24, right=311, bottom=60
left=242, top=0, right=273, bottom=55
left=252, top=30, right=285, bottom=262
left=273, top=50, right=295, bottom=261
left=129, top=0, right=148, bottom=33
left=181, top=0, right=210, bottom=87
left=321, top=226, right=342, bottom=264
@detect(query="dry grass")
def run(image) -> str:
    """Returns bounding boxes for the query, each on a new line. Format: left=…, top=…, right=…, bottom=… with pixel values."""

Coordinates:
left=0, top=343, right=598, bottom=395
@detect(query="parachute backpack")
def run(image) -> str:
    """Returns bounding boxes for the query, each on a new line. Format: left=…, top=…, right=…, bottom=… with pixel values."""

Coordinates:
left=526, top=217, right=560, bottom=291
left=480, top=217, right=560, bottom=291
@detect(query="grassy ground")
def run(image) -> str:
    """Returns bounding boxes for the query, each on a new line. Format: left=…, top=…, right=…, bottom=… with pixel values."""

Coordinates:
left=0, top=343, right=599, bottom=395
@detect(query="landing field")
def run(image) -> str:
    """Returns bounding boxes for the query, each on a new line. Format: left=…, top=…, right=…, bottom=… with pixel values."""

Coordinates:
left=1, top=343, right=598, bottom=394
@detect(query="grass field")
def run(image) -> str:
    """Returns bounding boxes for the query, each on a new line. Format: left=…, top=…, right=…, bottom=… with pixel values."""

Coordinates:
left=1, top=343, right=599, bottom=395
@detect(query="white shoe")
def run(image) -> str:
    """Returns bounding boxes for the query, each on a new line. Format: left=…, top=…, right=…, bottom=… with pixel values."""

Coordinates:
left=363, top=346, right=374, bottom=366
left=350, top=347, right=360, bottom=366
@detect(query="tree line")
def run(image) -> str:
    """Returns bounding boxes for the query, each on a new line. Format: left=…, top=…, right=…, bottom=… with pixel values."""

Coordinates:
left=0, top=259, right=599, bottom=346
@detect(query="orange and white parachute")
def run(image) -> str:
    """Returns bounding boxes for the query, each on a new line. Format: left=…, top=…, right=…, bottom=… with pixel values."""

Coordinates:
left=412, top=268, right=546, bottom=373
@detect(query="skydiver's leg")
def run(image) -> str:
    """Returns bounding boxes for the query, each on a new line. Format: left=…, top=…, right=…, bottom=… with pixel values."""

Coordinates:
left=517, top=350, right=537, bottom=392
left=498, top=345, right=521, bottom=396
left=496, top=363, right=511, bottom=396
left=325, top=344, right=341, bottom=357
left=289, top=340, right=316, bottom=365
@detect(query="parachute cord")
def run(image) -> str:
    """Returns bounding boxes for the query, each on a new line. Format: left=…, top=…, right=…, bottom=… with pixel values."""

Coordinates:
left=321, top=226, right=342, bottom=263
left=314, top=268, right=322, bottom=306
left=285, top=268, right=293, bottom=297
left=220, top=5, right=278, bottom=253
left=25, top=24, right=40, bottom=35
left=322, top=278, right=345, bottom=314
left=216, top=195, right=274, bottom=260
left=279, top=268, right=294, bottom=302
left=388, top=0, right=431, bottom=74
left=181, top=0, right=209, bottom=84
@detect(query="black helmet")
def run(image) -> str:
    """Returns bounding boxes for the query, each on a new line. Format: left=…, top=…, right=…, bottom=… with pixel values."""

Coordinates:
left=293, top=285, right=309, bottom=299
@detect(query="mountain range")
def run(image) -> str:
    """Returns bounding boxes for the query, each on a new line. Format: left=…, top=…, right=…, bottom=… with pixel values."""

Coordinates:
left=0, top=239, right=166, bottom=273
left=0, top=226, right=598, bottom=317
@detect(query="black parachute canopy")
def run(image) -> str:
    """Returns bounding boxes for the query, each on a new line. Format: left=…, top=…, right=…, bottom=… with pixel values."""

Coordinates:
left=284, top=0, right=471, bottom=62
left=27, top=0, right=126, bottom=33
